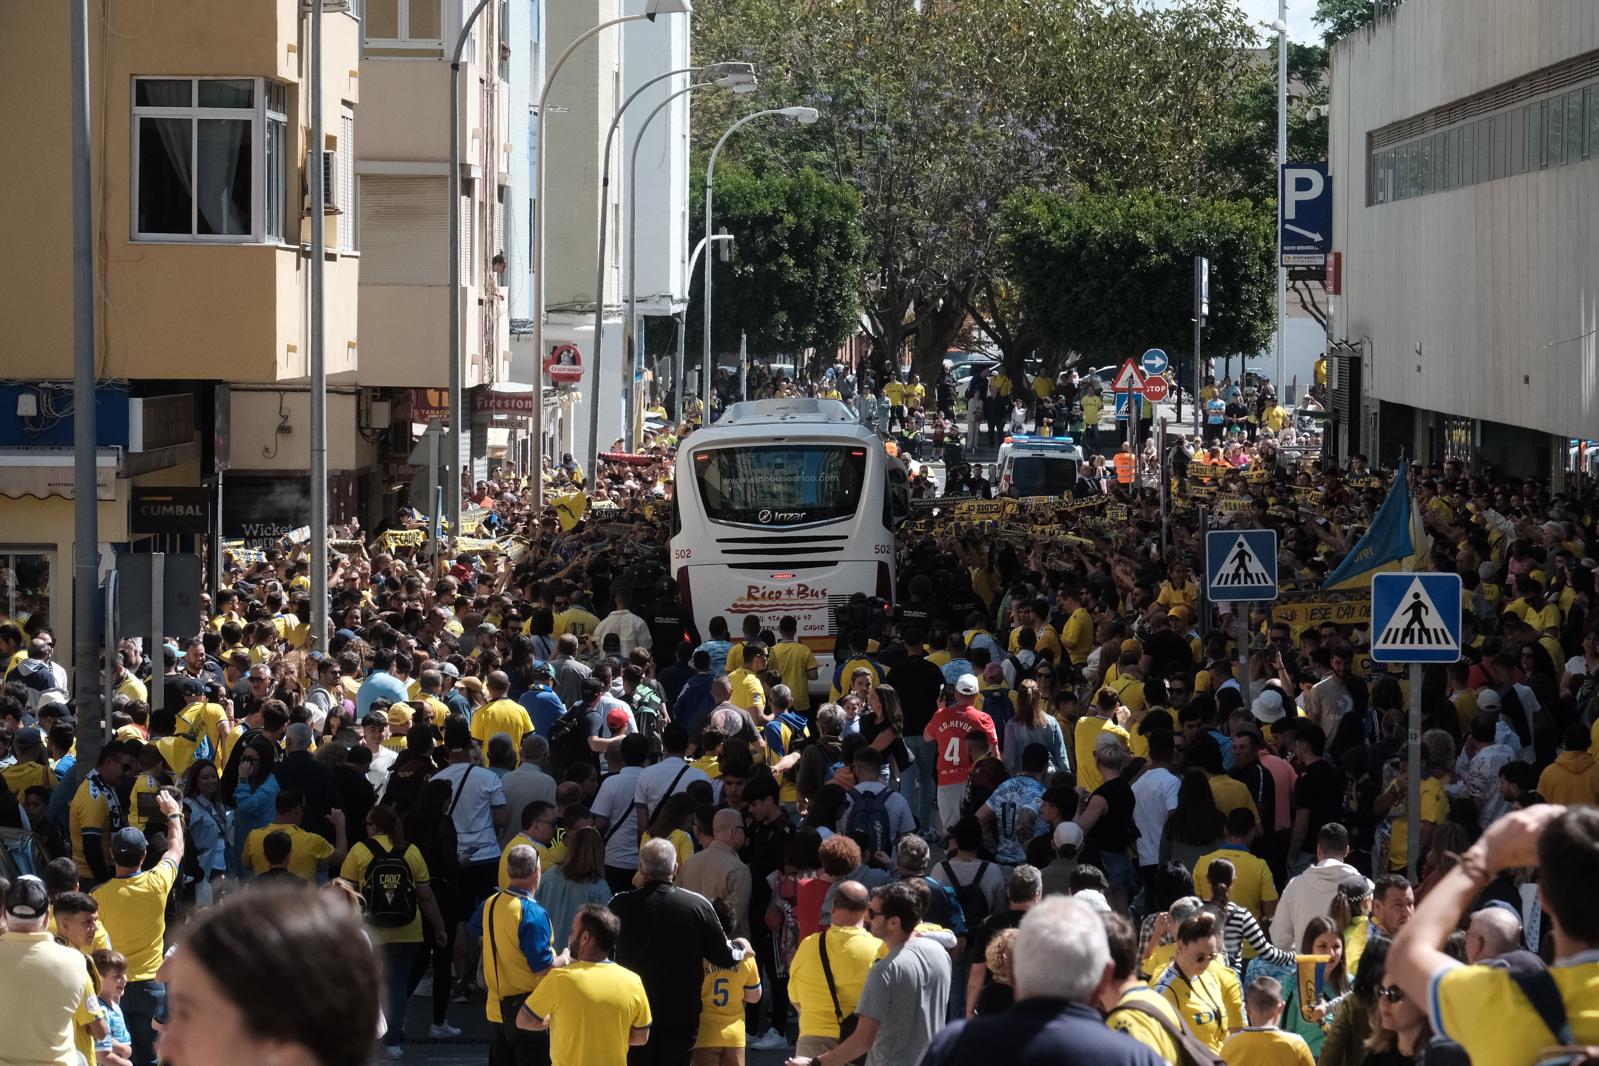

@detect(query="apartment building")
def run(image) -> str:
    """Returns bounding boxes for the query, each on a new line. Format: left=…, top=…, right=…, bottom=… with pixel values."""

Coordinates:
left=0, top=0, right=367, bottom=663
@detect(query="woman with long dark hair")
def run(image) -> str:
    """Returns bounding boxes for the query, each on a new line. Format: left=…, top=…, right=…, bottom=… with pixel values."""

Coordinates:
left=181, top=761, right=228, bottom=906
left=1320, top=932, right=1389, bottom=1066
left=229, top=736, right=280, bottom=878
left=863, top=683, right=910, bottom=785
left=1160, top=769, right=1225, bottom=874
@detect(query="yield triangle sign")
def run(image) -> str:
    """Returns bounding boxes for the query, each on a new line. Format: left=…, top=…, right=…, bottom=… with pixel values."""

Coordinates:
left=1112, top=360, right=1144, bottom=392
left=1371, top=573, right=1462, bottom=662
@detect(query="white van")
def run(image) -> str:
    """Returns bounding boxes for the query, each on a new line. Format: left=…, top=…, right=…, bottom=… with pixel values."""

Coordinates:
left=996, top=434, right=1086, bottom=497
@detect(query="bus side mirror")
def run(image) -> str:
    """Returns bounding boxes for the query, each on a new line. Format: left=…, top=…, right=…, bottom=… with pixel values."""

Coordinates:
left=890, top=484, right=911, bottom=527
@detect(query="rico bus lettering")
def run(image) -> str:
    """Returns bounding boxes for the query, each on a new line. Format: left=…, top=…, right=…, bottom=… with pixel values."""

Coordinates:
left=742, top=583, right=829, bottom=601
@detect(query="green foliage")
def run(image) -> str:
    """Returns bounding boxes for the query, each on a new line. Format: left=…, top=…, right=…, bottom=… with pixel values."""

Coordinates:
left=692, top=0, right=1258, bottom=366
left=999, top=189, right=1275, bottom=365
left=684, top=164, right=867, bottom=361
left=1205, top=41, right=1330, bottom=202
left=1315, top=0, right=1378, bottom=44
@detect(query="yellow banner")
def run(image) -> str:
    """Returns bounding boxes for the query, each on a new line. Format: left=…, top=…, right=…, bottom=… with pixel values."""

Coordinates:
left=379, top=528, right=427, bottom=550
left=1269, top=598, right=1372, bottom=638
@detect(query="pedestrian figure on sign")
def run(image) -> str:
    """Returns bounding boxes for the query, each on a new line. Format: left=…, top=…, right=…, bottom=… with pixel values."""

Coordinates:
left=1401, top=593, right=1432, bottom=643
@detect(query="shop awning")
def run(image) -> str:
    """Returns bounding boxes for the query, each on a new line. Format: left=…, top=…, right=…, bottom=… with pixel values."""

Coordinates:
left=0, top=449, right=118, bottom=501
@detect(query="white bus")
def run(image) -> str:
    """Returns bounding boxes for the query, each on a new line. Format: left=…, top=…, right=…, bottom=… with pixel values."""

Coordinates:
left=671, top=398, right=908, bottom=686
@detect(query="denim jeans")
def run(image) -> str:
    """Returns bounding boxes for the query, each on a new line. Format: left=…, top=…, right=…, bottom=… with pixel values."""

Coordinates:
left=381, top=942, right=420, bottom=1046
left=122, top=978, right=166, bottom=1066
left=901, top=736, right=936, bottom=832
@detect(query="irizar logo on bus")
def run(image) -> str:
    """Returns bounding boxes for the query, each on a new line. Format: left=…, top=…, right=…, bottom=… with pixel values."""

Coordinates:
left=757, top=509, right=807, bottom=523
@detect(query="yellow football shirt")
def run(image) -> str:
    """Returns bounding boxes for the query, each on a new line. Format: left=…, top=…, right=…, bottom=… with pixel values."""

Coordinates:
left=698, top=954, right=762, bottom=1048
left=524, top=959, right=652, bottom=1066
left=243, top=823, right=335, bottom=881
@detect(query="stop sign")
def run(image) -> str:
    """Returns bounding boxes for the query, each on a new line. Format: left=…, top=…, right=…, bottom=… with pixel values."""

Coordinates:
left=1140, top=375, right=1170, bottom=403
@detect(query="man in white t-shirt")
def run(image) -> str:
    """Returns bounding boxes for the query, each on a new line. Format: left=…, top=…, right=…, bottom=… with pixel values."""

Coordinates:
left=632, top=724, right=708, bottom=837
left=1130, top=728, right=1182, bottom=884
left=593, top=591, right=653, bottom=653
left=432, top=719, right=510, bottom=991
left=592, top=734, right=650, bottom=892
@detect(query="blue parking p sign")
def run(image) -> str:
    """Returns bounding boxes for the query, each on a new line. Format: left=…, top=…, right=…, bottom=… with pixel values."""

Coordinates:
left=1280, top=163, right=1331, bottom=267
left=1205, top=529, right=1278, bottom=602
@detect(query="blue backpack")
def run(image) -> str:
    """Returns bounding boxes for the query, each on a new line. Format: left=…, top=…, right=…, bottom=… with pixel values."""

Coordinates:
left=847, top=787, right=894, bottom=857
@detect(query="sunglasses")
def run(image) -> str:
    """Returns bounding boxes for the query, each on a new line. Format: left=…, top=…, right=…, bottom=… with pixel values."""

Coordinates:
left=1376, top=985, right=1406, bottom=1003
left=1189, top=950, right=1218, bottom=965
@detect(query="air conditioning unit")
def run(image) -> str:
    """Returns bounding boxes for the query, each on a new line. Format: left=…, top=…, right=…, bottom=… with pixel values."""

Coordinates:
left=306, top=149, right=340, bottom=211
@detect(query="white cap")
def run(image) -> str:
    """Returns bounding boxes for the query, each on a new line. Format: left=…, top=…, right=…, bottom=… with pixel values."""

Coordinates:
left=1052, top=822, right=1085, bottom=851
left=954, top=673, right=980, bottom=696
left=1073, top=888, right=1112, bottom=914
left=1476, top=688, right=1502, bottom=711
left=1251, top=688, right=1287, bottom=724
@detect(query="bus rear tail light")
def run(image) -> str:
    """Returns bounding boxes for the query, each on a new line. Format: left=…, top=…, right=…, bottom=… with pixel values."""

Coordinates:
left=876, top=562, right=894, bottom=603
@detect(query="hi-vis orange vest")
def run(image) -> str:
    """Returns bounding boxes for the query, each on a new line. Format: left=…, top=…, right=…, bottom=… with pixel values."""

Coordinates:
left=1113, top=452, right=1135, bottom=484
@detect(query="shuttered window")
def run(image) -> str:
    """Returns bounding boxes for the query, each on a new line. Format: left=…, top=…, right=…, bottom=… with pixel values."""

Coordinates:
left=357, top=175, right=447, bottom=285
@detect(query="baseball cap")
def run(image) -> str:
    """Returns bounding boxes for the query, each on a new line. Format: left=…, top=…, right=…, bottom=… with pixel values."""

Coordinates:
left=606, top=708, right=631, bottom=733
left=954, top=673, right=980, bottom=696
left=387, top=705, right=414, bottom=727
left=162, top=642, right=181, bottom=659
left=531, top=662, right=554, bottom=679
left=5, top=875, right=49, bottom=920
left=180, top=677, right=206, bottom=697
left=1120, top=638, right=1143, bottom=656
left=1477, top=688, right=1502, bottom=711
left=439, top=662, right=462, bottom=679
left=111, top=826, right=150, bottom=864
left=478, top=623, right=499, bottom=634
left=1052, top=822, right=1085, bottom=851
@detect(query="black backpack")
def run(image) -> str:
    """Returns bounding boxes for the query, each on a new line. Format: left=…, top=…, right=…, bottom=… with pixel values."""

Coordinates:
left=938, top=859, right=992, bottom=931
left=547, top=704, right=596, bottom=772
left=361, top=838, right=418, bottom=928
left=846, top=786, right=893, bottom=858
left=1006, top=652, right=1037, bottom=686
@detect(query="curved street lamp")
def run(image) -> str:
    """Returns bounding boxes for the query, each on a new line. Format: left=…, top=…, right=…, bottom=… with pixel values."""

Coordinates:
left=529, top=0, right=691, bottom=507
left=585, top=63, right=755, bottom=474
left=700, top=106, right=819, bottom=422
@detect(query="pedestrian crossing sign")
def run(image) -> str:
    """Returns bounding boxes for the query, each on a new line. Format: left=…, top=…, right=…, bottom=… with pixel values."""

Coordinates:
left=1371, top=572, right=1462, bottom=663
left=1205, top=529, right=1278, bottom=602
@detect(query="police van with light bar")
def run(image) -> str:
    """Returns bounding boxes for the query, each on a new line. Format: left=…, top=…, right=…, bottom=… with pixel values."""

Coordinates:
left=996, top=434, right=1086, bottom=497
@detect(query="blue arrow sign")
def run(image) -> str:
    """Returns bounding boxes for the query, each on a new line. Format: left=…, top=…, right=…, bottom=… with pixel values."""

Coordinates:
left=1370, top=573, right=1462, bottom=663
left=1141, top=348, right=1169, bottom=377
left=1205, top=529, right=1278, bottom=602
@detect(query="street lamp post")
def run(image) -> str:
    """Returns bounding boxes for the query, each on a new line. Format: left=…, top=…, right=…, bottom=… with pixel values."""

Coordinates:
left=701, top=106, right=818, bottom=422
left=677, top=233, right=732, bottom=422
left=586, top=63, right=754, bottom=475
left=446, top=0, right=497, bottom=547
left=622, top=72, right=757, bottom=451
left=1273, top=8, right=1289, bottom=395
left=533, top=0, right=691, bottom=507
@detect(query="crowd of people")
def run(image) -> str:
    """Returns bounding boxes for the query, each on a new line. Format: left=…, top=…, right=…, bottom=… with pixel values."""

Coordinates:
left=1, top=362, right=1598, bottom=1066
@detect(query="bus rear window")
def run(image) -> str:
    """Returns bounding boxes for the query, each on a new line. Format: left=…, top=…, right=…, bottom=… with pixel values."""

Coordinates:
left=694, top=446, right=866, bottom=526
left=1010, top=456, right=1078, bottom=497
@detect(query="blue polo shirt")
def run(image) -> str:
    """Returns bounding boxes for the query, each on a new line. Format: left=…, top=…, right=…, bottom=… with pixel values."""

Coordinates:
left=921, top=998, right=1167, bottom=1066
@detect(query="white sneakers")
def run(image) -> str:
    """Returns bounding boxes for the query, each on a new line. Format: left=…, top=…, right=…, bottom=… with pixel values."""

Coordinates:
left=428, top=1022, right=464, bottom=1039
left=747, top=1028, right=788, bottom=1051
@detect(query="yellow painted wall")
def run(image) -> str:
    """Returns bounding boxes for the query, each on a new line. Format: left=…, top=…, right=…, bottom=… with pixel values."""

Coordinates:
left=229, top=390, right=378, bottom=472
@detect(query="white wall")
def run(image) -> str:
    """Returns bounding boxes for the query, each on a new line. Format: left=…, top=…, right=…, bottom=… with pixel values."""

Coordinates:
left=622, top=0, right=692, bottom=316
left=1329, top=0, right=1599, bottom=441
left=543, top=0, right=621, bottom=312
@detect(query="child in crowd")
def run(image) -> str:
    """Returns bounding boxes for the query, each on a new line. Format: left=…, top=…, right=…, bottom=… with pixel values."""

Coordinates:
left=91, top=949, right=134, bottom=1066
left=1222, top=976, right=1316, bottom=1066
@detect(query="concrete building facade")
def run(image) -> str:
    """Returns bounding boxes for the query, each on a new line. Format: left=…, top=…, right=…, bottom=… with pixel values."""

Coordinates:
left=1328, top=0, right=1599, bottom=480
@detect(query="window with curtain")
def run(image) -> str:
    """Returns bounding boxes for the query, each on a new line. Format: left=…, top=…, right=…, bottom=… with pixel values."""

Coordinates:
left=134, top=76, right=289, bottom=242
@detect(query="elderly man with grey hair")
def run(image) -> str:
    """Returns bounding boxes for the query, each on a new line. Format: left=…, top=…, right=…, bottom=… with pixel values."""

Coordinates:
left=918, top=895, right=1167, bottom=1066
left=612, top=838, right=752, bottom=1066
left=1464, top=902, right=1545, bottom=973
left=467, top=843, right=555, bottom=1064
left=963, top=863, right=1044, bottom=1017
